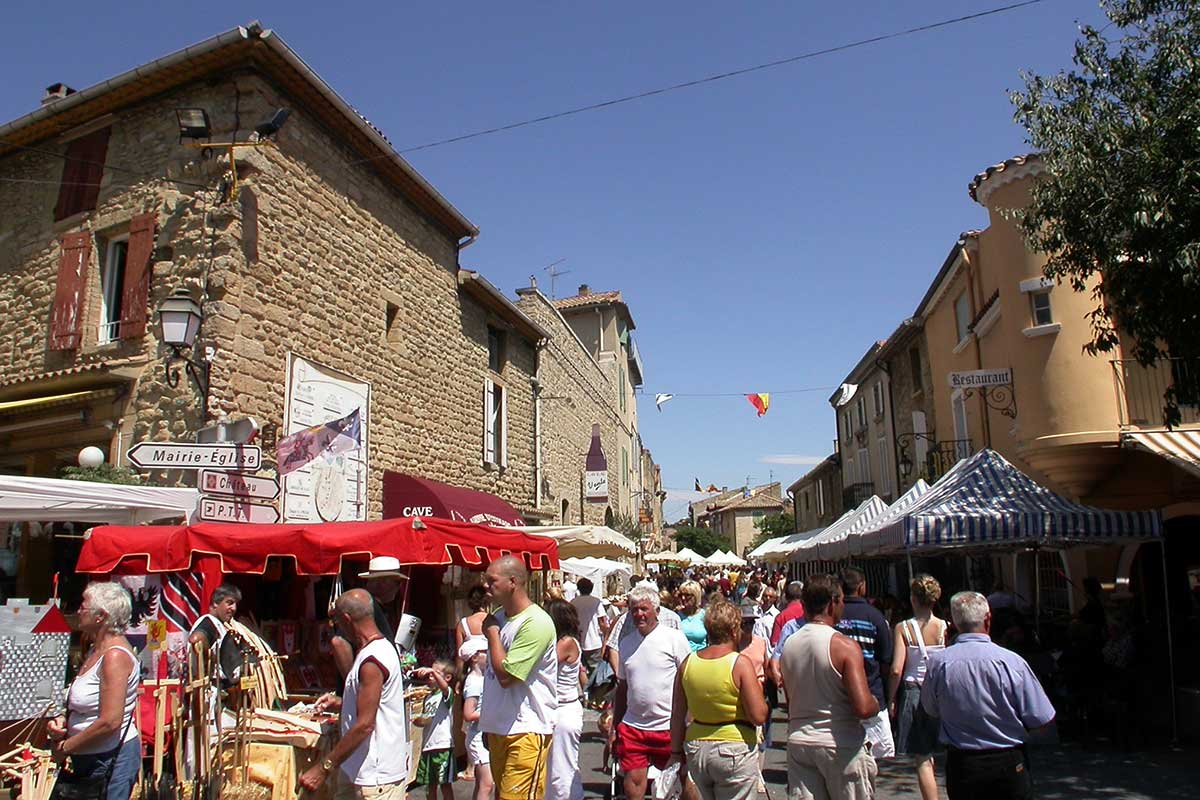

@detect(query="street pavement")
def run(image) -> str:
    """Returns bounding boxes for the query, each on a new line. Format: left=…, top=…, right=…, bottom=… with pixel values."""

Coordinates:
left=450, top=708, right=1200, bottom=799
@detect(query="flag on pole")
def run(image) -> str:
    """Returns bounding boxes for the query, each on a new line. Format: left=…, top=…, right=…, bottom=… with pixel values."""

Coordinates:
left=694, top=478, right=703, bottom=492
left=277, top=408, right=362, bottom=476
left=654, top=393, right=674, bottom=412
left=746, top=393, right=770, bottom=416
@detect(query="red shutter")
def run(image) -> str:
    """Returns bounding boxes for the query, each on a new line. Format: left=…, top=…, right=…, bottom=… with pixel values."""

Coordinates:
left=53, top=127, right=110, bottom=222
left=120, top=212, right=157, bottom=339
left=49, top=233, right=92, bottom=350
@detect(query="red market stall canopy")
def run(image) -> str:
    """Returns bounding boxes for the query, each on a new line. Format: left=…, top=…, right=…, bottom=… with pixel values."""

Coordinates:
left=76, top=516, right=558, bottom=576
left=382, top=471, right=524, bottom=527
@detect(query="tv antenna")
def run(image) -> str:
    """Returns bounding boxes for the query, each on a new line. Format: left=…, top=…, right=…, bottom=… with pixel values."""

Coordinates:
left=542, top=258, right=570, bottom=299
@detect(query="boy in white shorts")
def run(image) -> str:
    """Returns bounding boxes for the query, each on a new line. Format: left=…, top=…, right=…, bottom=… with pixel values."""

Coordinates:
left=459, top=640, right=493, bottom=800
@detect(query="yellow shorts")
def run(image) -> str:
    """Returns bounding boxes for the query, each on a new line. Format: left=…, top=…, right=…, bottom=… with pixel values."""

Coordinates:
left=487, top=732, right=552, bottom=800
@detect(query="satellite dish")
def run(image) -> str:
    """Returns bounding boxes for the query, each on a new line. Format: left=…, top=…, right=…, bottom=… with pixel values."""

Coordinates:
left=833, top=383, right=859, bottom=408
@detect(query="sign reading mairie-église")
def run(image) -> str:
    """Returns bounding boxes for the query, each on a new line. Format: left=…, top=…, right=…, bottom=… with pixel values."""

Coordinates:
left=947, top=368, right=1013, bottom=390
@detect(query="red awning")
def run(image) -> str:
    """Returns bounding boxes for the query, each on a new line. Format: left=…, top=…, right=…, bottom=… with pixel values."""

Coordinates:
left=383, top=471, right=524, bottom=526
left=75, top=516, right=558, bottom=576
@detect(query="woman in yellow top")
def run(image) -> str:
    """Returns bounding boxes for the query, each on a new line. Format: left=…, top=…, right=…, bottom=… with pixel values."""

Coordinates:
left=670, top=601, right=769, bottom=800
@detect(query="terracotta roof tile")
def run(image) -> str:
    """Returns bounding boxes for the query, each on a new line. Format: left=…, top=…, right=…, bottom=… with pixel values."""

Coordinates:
left=552, top=291, right=623, bottom=311
left=968, top=154, right=1041, bottom=202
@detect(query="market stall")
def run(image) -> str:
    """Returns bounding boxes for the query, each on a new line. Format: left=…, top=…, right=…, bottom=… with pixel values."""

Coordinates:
left=514, top=525, right=638, bottom=559
left=72, top=516, right=559, bottom=800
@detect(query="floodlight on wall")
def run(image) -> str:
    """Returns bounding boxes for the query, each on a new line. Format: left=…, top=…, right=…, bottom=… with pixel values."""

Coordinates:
left=175, top=107, right=291, bottom=200
left=157, top=288, right=211, bottom=415
left=176, top=108, right=212, bottom=140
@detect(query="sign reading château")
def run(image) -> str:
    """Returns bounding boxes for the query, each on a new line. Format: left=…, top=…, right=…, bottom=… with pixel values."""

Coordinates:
left=199, top=469, right=280, bottom=501
left=947, top=368, right=1013, bottom=390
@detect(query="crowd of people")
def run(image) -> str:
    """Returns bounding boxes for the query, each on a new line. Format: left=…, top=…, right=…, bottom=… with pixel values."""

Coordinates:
left=50, top=557, right=1063, bottom=800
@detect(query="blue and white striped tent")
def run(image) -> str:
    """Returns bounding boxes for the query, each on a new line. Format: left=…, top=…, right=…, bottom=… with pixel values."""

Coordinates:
left=791, top=495, right=889, bottom=563
left=850, top=479, right=931, bottom=557
left=874, top=449, right=1161, bottom=552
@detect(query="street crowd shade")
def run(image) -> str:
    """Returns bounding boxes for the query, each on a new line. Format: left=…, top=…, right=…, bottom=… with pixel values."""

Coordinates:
left=158, top=289, right=202, bottom=348
left=175, top=108, right=211, bottom=139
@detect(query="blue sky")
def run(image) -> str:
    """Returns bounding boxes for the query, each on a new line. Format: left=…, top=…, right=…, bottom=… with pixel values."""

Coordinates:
left=0, top=1, right=1104, bottom=522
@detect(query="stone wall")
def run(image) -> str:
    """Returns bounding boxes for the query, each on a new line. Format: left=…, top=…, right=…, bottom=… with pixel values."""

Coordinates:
left=516, top=288, right=634, bottom=525
left=885, top=330, right=938, bottom=493
left=0, top=71, right=538, bottom=516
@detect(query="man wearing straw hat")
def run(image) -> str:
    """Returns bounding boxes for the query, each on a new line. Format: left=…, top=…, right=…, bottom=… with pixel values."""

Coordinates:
left=332, top=556, right=409, bottom=677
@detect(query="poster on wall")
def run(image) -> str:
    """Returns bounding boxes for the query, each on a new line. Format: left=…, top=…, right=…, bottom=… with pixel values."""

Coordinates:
left=281, top=354, right=371, bottom=523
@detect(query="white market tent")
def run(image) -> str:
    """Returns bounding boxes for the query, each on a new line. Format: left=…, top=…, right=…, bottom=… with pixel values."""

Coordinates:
left=0, top=475, right=198, bottom=524
left=850, top=479, right=931, bottom=557
left=790, top=497, right=888, bottom=563
left=515, top=525, right=638, bottom=559
left=708, top=550, right=747, bottom=567
left=674, top=547, right=702, bottom=564
left=748, top=525, right=829, bottom=562
left=560, top=556, right=633, bottom=587
left=645, top=550, right=688, bottom=564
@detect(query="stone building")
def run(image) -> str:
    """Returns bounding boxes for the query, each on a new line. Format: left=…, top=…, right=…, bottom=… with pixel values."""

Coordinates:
left=0, top=24, right=557, bottom=597
left=515, top=283, right=657, bottom=530
left=700, top=483, right=785, bottom=557
left=875, top=318, right=941, bottom=494
left=831, top=341, right=898, bottom=508
left=788, top=454, right=843, bottom=532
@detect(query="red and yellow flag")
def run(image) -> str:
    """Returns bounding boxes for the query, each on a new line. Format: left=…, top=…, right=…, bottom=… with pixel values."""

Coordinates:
left=746, top=393, right=770, bottom=416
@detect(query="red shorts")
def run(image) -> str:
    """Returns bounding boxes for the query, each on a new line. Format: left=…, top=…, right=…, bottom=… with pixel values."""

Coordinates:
left=616, top=722, right=672, bottom=772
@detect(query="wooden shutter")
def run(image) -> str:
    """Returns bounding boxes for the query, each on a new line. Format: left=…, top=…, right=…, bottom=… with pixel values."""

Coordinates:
left=49, top=233, right=92, bottom=350
left=119, top=212, right=157, bottom=339
left=54, top=127, right=110, bottom=221
left=483, top=379, right=496, bottom=464
left=499, top=384, right=508, bottom=469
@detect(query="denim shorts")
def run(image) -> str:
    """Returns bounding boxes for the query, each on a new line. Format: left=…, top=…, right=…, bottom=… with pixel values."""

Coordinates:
left=58, top=736, right=141, bottom=800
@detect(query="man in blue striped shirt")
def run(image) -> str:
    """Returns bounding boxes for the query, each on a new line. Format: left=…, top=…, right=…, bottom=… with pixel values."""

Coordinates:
left=920, top=591, right=1056, bottom=799
left=835, top=567, right=894, bottom=758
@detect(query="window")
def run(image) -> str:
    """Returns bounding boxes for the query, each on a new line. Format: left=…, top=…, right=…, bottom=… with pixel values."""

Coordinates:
left=55, top=126, right=110, bottom=221
left=872, top=382, right=885, bottom=418
left=816, top=479, right=825, bottom=515
left=856, top=396, right=866, bottom=427
left=98, top=237, right=128, bottom=343
left=1030, top=290, right=1053, bottom=326
left=622, top=447, right=629, bottom=487
left=483, top=378, right=507, bottom=467
left=954, top=291, right=971, bottom=343
left=620, top=367, right=626, bottom=412
left=487, top=326, right=506, bottom=374
left=952, top=391, right=970, bottom=458
left=908, top=347, right=922, bottom=392
left=803, top=491, right=810, bottom=512
left=385, top=301, right=401, bottom=347
left=877, top=437, right=891, bottom=497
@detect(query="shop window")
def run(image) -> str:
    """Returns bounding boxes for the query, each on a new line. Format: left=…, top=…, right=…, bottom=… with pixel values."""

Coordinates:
left=483, top=378, right=507, bottom=467
left=487, top=326, right=506, bottom=374
left=1030, top=290, right=1053, bottom=326
left=954, top=291, right=971, bottom=343
left=97, top=236, right=128, bottom=343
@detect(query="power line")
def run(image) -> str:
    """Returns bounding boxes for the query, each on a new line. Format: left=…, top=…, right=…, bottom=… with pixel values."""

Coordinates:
left=644, top=386, right=837, bottom=398
left=377, top=0, right=1049, bottom=156
left=0, top=137, right=212, bottom=190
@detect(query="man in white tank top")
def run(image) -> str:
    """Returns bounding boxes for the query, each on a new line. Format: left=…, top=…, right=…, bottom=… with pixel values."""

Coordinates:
left=779, top=574, right=880, bottom=800
left=299, top=589, right=408, bottom=799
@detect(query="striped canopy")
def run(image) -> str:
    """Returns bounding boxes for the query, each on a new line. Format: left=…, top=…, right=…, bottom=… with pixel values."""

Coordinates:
left=851, top=479, right=931, bottom=557
left=748, top=525, right=829, bottom=562
left=874, top=449, right=1161, bottom=551
left=791, top=496, right=888, bottom=563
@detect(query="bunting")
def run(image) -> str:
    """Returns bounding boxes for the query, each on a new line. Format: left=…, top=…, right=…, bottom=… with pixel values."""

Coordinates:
left=746, top=393, right=770, bottom=416
left=654, top=393, right=674, bottom=411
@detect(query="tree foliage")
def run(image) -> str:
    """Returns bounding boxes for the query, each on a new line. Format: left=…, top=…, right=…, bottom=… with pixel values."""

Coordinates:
left=60, top=464, right=144, bottom=485
left=672, top=525, right=726, bottom=557
left=1011, top=0, right=1200, bottom=423
left=750, top=512, right=796, bottom=552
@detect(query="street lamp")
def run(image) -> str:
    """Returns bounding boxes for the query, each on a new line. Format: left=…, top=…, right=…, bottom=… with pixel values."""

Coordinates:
left=157, top=288, right=210, bottom=412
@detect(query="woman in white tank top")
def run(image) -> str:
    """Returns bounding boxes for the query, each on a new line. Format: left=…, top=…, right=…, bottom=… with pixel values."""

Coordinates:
left=48, top=582, right=142, bottom=800
left=454, top=585, right=489, bottom=780
left=885, top=574, right=946, bottom=800
left=545, top=600, right=585, bottom=800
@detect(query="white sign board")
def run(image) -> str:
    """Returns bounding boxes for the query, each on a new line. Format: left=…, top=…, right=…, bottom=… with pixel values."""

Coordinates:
left=281, top=355, right=370, bottom=523
left=947, top=368, right=1013, bottom=390
left=199, top=470, right=280, bottom=501
left=585, top=470, right=609, bottom=503
left=127, top=442, right=261, bottom=471
left=198, top=496, right=281, bottom=524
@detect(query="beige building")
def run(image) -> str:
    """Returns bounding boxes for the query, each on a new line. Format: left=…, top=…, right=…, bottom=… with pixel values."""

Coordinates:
left=698, top=483, right=785, bottom=557
left=0, top=25, right=559, bottom=595
left=831, top=341, right=898, bottom=507
left=788, top=454, right=843, bottom=532
left=875, top=318, right=941, bottom=493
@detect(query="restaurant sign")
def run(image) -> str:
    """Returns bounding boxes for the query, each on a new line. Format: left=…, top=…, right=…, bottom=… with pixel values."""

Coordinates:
left=947, top=368, right=1012, bottom=390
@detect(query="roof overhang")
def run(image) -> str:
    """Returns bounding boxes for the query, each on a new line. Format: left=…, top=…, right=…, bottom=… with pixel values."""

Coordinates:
left=0, top=23, right=478, bottom=242
left=458, top=270, right=550, bottom=345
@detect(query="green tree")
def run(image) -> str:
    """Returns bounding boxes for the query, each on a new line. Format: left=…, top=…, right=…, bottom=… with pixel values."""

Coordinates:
left=1011, top=0, right=1200, bottom=423
left=672, top=525, right=726, bottom=557
left=60, top=464, right=144, bottom=485
left=749, top=512, right=796, bottom=552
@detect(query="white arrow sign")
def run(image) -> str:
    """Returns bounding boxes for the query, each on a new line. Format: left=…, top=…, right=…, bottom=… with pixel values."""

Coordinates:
left=198, top=496, right=280, bottom=524
left=199, top=469, right=280, bottom=501
left=127, top=442, right=261, bottom=471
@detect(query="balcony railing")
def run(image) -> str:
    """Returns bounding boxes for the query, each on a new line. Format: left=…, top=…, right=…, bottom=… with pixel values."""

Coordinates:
left=897, top=435, right=973, bottom=485
left=1112, top=358, right=1200, bottom=428
left=842, top=482, right=874, bottom=510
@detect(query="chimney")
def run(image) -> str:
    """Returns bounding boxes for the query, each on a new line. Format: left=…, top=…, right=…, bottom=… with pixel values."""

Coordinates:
left=42, top=83, right=76, bottom=106
left=577, top=284, right=590, bottom=297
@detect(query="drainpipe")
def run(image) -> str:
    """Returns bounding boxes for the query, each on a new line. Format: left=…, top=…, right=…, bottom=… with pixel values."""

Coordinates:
left=532, top=346, right=543, bottom=511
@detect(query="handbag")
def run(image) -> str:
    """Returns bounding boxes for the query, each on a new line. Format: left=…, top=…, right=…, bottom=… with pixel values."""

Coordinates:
left=52, top=694, right=138, bottom=800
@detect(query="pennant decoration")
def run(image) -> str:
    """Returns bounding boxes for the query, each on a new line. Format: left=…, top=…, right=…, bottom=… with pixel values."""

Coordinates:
left=277, top=408, right=362, bottom=476
left=746, top=393, right=770, bottom=417
left=694, top=478, right=703, bottom=492
left=706, top=484, right=720, bottom=493
left=654, top=393, right=674, bottom=412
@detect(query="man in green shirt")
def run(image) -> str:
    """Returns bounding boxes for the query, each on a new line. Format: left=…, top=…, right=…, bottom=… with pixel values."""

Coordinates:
left=479, top=555, right=558, bottom=800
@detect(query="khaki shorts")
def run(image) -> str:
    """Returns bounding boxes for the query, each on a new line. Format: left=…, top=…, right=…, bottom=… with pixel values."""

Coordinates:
left=488, top=732, right=552, bottom=800
left=334, top=775, right=406, bottom=800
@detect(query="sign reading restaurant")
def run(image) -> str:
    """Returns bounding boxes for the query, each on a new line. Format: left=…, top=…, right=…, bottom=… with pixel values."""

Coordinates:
left=947, top=368, right=1013, bottom=390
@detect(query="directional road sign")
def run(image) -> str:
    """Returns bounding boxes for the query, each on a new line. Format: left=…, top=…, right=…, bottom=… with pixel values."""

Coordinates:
left=198, top=496, right=280, bottom=524
left=199, top=469, right=280, bottom=501
left=127, top=442, right=261, bottom=471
